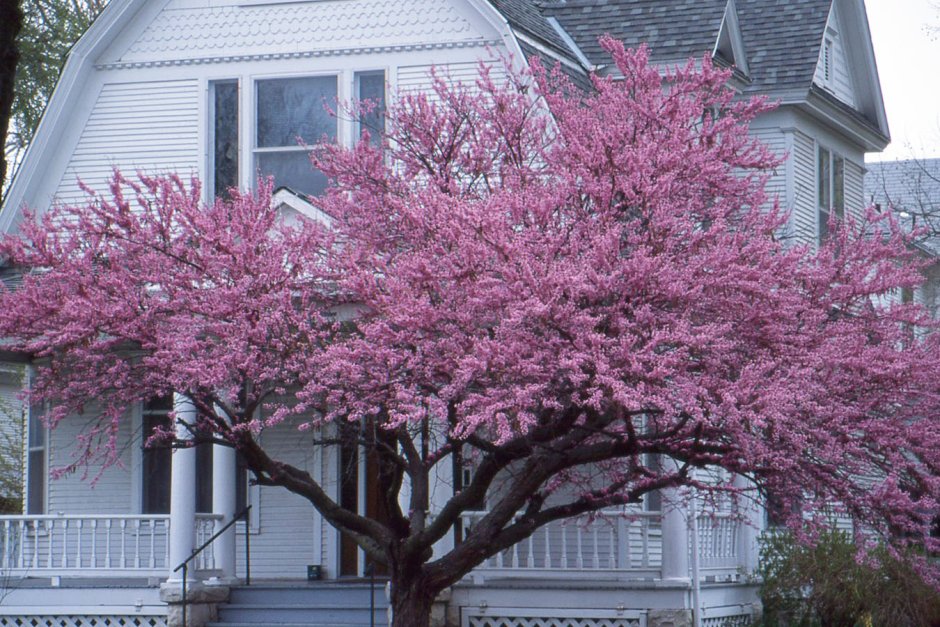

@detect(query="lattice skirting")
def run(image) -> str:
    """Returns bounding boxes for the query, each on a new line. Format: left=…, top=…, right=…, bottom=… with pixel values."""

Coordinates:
left=464, top=608, right=644, bottom=627
left=0, top=616, right=167, bottom=627
left=468, top=620, right=641, bottom=627
left=701, top=616, right=751, bottom=627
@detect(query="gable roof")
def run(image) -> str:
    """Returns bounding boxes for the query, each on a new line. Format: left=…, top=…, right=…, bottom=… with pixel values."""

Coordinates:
left=735, top=0, right=830, bottom=97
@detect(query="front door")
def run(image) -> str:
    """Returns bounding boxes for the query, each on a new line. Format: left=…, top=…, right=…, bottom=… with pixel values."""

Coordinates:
left=339, top=440, right=390, bottom=577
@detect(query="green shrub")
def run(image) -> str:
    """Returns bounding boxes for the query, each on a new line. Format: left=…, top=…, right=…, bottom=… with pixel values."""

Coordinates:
left=755, top=529, right=940, bottom=627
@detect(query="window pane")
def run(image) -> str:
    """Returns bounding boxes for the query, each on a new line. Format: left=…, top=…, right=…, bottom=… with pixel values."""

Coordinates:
left=27, top=449, right=44, bottom=514
left=257, top=77, right=337, bottom=148
left=196, top=443, right=213, bottom=514
left=257, top=151, right=327, bottom=197
left=818, top=148, right=830, bottom=209
left=356, top=71, right=386, bottom=146
left=833, top=156, right=845, bottom=219
left=142, top=413, right=172, bottom=514
left=213, top=81, right=239, bottom=199
left=28, top=402, right=44, bottom=447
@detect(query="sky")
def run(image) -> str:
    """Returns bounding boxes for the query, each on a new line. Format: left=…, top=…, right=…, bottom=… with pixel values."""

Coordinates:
left=865, top=0, right=940, bottom=162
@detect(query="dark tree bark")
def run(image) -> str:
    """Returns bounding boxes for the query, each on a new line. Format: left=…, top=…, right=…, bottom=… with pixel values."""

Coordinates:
left=0, top=0, right=23, bottom=190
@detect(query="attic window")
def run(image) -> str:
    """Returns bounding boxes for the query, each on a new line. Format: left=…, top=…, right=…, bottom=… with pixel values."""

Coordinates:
left=823, top=38, right=834, bottom=85
left=255, top=76, right=338, bottom=197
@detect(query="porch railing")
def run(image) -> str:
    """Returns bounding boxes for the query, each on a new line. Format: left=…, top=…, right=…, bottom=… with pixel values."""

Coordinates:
left=462, top=510, right=663, bottom=579
left=0, top=513, right=221, bottom=576
left=462, top=509, right=741, bottom=581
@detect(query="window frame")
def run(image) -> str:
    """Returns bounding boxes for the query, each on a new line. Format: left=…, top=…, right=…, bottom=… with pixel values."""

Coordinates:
left=817, top=144, right=845, bottom=244
left=25, top=383, right=47, bottom=516
left=209, top=79, right=240, bottom=201
left=251, top=72, right=341, bottom=198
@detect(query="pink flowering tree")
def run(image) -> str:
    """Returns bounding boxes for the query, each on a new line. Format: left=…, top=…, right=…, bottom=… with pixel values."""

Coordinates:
left=3, top=39, right=940, bottom=625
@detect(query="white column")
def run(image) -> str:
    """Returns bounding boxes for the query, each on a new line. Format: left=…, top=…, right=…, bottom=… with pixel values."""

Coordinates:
left=167, top=394, right=197, bottom=582
left=212, top=440, right=237, bottom=580
left=660, top=486, right=691, bottom=582
left=660, top=456, right=691, bottom=582
left=734, top=474, right=763, bottom=574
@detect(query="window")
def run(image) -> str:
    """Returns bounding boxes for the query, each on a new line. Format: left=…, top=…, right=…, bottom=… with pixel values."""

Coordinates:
left=254, top=76, right=337, bottom=197
left=644, top=454, right=662, bottom=512
left=26, top=398, right=46, bottom=515
left=817, top=146, right=844, bottom=243
left=355, top=71, right=386, bottom=147
left=140, top=396, right=213, bottom=514
left=210, top=80, right=239, bottom=200
left=822, top=38, right=833, bottom=86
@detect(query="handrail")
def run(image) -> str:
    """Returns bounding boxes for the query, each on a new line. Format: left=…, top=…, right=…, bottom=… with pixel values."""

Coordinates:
left=173, top=505, right=252, bottom=627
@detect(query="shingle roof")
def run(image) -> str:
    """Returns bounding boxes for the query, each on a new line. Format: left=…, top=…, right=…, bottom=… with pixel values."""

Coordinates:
left=735, top=0, right=831, bottom=96
left=866, top=159, right=940, bottom=253
left=866, top=159, right=940, bottom=216
left=517, top=40, right=594, bottom=93
left=489, top=0, right=580, bottom=60
left=540, top=0, right=727, bottom=66
left=496, top=0, right=832, bottom=101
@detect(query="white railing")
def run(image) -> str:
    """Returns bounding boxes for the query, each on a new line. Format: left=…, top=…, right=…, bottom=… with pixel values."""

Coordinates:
left=462, top=510, right=663, bottom=579
left=464, top=509, right=743, bottom=581
left=0, top=513, right=222, bottom=576
left=695, top=512, right=740, bottom=571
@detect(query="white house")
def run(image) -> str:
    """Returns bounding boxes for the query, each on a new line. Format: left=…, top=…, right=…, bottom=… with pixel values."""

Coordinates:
left=0, top=1, right=891, bottom=626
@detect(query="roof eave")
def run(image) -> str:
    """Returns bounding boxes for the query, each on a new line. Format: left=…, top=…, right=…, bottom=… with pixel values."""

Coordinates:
left=801, top=89, right=890, bottom=152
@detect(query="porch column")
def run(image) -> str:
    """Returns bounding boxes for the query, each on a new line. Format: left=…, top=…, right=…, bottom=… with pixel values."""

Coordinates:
left=660, top=458, right=690, bottom=582
left=734, top=474, right=763, bottom=574
left=212, top=439, right=237, bottom=580
left=167, top=394, right=197, bottom=582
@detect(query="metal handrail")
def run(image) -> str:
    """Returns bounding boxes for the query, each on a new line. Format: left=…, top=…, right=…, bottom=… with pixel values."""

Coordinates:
left=173, top=505, right=252, bottom=627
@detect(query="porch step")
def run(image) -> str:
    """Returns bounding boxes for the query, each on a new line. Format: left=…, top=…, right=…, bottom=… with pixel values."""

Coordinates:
left=208, top=583, right=389, bottom=627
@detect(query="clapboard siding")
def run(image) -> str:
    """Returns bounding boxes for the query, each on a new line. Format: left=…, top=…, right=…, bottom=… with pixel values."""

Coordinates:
left=235, top=417, right=320, bottom=579
left=47, top=408, right=135, bottom=514
left=398, top=60, right=508, bottom=94
left=54, top=79, right=201, bottom=206
left=791, top=131, right=818, bottom=245
left=844, top=157, right=864, bottom=218
left=750, top=127, right=787, bottom=207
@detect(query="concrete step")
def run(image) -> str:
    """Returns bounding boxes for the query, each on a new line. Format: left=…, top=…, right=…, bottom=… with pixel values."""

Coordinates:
left=229, top=583, right=387, bottom=606
left=211, top=583, right=389, bottom=627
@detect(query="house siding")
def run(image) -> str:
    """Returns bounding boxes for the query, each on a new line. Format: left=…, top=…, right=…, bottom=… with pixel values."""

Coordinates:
left=234, top=418, right=321, bottom=579
left=53, top=79, right=201, bottom=206
left=46, top=407, right=135, bottom=514
left=792, top=130, right=818, bottom=246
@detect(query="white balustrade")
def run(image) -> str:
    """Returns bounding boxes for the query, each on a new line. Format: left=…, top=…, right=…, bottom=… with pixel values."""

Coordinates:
left=695, top=512, right=740, bottom=571
left=461, top=509, right=742, bottom=582
left=0, top=513, right=222, bottom=576
left=461, top=510, right=663, bottom=578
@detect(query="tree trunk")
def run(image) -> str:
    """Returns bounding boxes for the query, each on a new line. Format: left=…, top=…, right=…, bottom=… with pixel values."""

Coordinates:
left=0, top=0, right=23, bottom=189
left=389, top=573, right=437, bottom=627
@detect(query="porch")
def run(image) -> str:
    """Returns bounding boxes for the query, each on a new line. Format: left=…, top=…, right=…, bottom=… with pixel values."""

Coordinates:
left=0, top=507, right=756, bottom=584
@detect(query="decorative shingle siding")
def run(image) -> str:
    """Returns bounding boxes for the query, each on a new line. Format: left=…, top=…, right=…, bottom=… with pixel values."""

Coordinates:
left=53, top=80, right=200, bottom=207
left=117, top=0, right=483, bottom=65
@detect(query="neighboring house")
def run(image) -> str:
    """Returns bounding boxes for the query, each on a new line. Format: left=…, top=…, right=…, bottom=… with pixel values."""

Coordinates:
left=866, top=157, right=940, bottom=318
left=0, top=1, right=890, bottom=626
